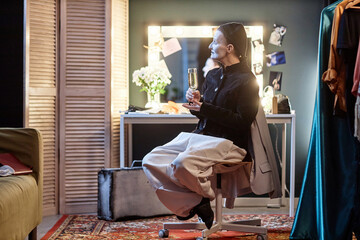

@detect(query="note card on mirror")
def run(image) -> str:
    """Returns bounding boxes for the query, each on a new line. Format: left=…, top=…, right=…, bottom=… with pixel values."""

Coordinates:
left=162, top=38, right=182, bottom=57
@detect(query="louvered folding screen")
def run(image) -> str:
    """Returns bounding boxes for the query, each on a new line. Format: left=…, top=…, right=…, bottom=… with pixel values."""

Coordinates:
left=59, top=0, right=111, bottom=214
left=25, top=0, right=128, bottom=215
left=25, top=0, right=59, bottom=216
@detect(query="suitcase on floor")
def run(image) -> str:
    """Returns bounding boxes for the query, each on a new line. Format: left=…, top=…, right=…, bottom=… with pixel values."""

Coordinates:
left=97, top=167, right=172, bottom=220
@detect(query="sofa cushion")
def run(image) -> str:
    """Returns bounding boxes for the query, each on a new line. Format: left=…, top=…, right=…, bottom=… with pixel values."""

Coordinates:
left=0, top=174, right=40, bottom=240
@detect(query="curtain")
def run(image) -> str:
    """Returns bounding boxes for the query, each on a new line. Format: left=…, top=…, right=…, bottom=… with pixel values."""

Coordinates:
left=290, top=1, right=360, bottom=239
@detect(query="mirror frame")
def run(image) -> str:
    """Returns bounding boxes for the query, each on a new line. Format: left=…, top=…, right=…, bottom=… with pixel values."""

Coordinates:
left=147, top=25, right=264, bottom=100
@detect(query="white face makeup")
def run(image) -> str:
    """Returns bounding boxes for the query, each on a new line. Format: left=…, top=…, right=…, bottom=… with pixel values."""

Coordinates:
left=208, top=30, right=228, bottom=61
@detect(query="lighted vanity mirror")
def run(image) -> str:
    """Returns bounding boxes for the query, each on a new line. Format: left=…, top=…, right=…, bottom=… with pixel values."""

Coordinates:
left=148, top=25, right=264, bottom=103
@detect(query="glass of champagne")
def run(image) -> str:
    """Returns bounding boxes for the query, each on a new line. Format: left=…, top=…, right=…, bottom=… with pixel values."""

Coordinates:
left=188, top=68, right=198, bottom=104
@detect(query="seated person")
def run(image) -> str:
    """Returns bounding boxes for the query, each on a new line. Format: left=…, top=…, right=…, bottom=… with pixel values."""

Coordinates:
left=142, top=22, right=259, bottom=230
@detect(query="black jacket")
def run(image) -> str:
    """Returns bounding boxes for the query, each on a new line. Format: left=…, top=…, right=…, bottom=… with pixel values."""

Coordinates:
left=191, top=61, right=259, bottom=150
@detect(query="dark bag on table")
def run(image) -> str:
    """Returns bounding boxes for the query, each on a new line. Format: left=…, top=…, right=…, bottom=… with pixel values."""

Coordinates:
left=276, top=94, right=291, bottom=114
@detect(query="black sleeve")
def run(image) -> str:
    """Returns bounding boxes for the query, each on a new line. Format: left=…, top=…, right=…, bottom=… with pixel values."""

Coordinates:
left=199, top=78, right=259, bottom=131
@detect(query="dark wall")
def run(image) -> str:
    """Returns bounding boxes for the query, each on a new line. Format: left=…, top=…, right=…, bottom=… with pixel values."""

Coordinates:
left=0, top=1, right=24, bottom=127
left=129, top=0, right=325, bottom=196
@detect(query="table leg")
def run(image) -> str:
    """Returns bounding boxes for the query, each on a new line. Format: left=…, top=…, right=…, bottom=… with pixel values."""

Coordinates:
left=289, top=117, right=296, bottom=217
left=281, top=124, right=287, bottom=207
left=120, top=118, right=125, bottom=168
left=128, top=124, right=133, bottom=167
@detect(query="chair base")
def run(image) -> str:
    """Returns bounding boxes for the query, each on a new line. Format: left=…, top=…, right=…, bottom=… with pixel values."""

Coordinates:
left=160, top=218, right=267, bottom=240
left=158, top=174, right=268, bottom=240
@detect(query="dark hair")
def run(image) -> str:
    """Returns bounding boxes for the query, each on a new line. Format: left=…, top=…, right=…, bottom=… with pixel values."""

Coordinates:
left=218, top=22, right=247, bottom=58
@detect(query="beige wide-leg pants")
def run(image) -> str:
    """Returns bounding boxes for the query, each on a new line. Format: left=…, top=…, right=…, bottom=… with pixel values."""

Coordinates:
left=142, top=132, right=247, bottom=217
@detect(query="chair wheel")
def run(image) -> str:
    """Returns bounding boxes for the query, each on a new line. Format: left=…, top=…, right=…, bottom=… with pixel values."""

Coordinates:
left=257, top=234, right=268, bottom=240
left=158, top=229, right=169, bottom=238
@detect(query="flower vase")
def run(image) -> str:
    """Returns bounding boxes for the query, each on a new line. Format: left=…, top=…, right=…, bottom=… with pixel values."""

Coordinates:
left=145, top=92, right=161, bottom=109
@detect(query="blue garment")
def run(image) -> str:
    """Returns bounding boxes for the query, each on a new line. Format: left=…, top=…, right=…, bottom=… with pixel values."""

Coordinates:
left=290, top=1, right=360, bottom=239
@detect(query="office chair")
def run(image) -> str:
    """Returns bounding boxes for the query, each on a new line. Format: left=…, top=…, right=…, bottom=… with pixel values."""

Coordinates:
left=158, top=170, right=268, bottom=240
left=158, top=105, right=280, bottom=240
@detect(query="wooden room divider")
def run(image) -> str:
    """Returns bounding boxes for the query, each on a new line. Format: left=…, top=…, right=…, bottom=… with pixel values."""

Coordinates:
left=24, top=0, right=128, bottom=215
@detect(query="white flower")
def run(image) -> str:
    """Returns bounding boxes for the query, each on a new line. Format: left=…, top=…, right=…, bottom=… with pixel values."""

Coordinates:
left=132, top=70, right=141, bottom=86
left=132, top=65, right=172, bottom=96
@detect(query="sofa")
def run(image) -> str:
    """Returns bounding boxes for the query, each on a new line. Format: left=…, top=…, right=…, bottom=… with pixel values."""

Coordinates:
left=0, top=128, right=43, bottom=240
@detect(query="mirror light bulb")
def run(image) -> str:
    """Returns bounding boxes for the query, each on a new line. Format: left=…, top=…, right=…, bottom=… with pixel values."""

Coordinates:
left=175, top=27, right=184, bottom=35
left=149, top=26, right=159, bottom=35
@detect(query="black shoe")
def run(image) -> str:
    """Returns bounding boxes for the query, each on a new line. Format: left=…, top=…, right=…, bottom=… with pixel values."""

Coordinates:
left=176, top=209, right=195, bottom=220
left=193, top=198, right=214, bottom=229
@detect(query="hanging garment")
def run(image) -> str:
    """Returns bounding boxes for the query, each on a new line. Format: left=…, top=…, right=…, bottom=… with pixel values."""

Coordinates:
left=322, top=0, right=351, bottom=114
left=337, top=8, right=360, bottom=238
left=290, top=1, right=360, bottom=240
left=345, top=0, right=360, bottom=97
left=354, top=40, right=360, bottom=140
left=352, top=40, right=360, bottom=97
left=247, top=104, right=281, bottom=199
left=345, top=0, right=360, bottom=9
left=337, top=7, right=360, bottom=132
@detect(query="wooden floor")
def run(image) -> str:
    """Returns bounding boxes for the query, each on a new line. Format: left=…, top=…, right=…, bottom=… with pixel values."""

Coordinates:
left=34, top=206, right=290, bottom=239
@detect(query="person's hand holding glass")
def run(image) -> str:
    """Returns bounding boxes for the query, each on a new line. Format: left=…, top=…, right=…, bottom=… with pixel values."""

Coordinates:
left=183, top=68, right=202, bottom=112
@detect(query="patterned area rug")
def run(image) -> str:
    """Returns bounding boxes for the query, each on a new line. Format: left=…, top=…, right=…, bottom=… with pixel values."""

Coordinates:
left=41, top=214, right=293, bottom=240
